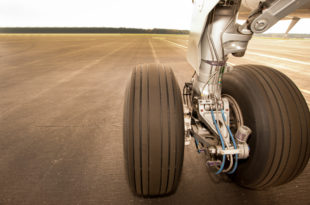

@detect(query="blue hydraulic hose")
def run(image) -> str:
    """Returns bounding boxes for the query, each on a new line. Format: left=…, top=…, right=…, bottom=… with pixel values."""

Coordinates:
left=211, top=110, right=226, bottom=175
left=195, top=138, right=201, bottom=153
left=221, top=110, right=238, bottom=174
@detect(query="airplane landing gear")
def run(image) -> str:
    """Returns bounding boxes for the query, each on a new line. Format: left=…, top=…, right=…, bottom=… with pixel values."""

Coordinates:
left=123, top=0, right=310, bottom=197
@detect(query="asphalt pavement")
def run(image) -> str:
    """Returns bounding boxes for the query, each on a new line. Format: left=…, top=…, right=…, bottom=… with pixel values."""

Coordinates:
left=0, top=34, right=309, bottom=205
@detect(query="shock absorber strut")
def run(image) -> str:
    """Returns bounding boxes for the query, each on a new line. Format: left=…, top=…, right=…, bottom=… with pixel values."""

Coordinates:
left=193, top=0, right=251, bottom=97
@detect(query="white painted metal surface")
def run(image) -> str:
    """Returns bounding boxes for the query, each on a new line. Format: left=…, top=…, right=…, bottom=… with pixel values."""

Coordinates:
left=241, top=0, right=262, bottom=10
left=187, top=0, right=219, bottom=72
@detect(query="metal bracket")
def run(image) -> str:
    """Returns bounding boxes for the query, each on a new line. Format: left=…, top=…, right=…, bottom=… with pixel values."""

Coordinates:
left=202, top=59, right=226, bottom=66
left=198, top=98, right=230, bottom=145
left=242, top=0, right=309, bottom=33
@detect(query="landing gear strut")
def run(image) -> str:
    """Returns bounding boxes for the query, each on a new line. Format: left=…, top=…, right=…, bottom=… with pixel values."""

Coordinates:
left=123, top=0, right=310, bottom=197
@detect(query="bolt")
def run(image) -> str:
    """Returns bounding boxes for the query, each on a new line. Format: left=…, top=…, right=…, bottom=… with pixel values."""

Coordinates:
left=254, top=19, right=268, bottom=31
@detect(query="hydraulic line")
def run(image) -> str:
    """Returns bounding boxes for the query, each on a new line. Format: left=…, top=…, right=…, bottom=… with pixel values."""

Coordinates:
left=201, top=70, right=219, bottom=95
left=221, top=109, right=238, bottom=174
left=195, top=138, right=201, bottom=153
left=211, top=110, right=226, bottom=174
left=216, top=105, right=233, bottom=173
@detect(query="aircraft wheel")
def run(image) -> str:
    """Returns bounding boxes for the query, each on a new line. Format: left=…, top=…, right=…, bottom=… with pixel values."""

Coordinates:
left=222, top=64, right=310, bottom=189
left=123, top=64, right=184, bottom=196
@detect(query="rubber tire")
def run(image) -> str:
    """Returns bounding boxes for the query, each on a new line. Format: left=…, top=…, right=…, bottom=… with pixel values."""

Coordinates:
left=123, top=64, right=184, bottom=196
left=222, top=65, right=310, bottom=189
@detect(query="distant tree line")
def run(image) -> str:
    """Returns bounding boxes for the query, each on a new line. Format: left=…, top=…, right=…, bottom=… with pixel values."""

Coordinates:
left=0, top=27, right=190, bottom=34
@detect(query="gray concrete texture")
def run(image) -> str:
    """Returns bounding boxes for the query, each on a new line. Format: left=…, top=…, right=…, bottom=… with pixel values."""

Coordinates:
left=0, top=34, right=309, bottom=205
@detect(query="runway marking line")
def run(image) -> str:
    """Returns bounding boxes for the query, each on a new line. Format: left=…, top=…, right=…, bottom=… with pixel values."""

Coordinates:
left=230, top=57, right=310, bottom=76
left=301, top=89, right=310, bottom=95
left=164, top=39, right=187, bottom=49
left=148, top=40, right=160, bottom=64
left=161, top=40, right=310, bottom=67
left=247, top=51, right=310, bottom=66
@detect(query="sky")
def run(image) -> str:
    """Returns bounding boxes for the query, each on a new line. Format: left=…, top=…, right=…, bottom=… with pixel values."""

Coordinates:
left=0, top=0, right=309, bottom=33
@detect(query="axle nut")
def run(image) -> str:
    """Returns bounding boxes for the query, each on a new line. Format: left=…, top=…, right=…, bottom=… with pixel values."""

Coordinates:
left=254, top=19, right=268, bottom=31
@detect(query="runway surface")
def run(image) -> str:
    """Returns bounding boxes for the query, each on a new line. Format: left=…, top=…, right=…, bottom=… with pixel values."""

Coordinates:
left=0, top=34, right=309, bottom=205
